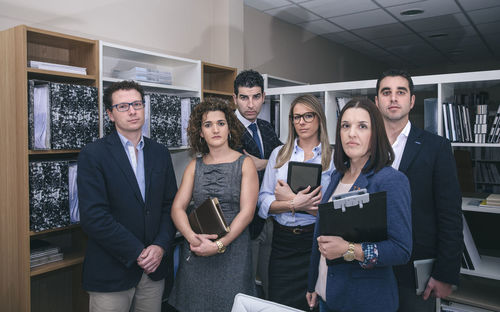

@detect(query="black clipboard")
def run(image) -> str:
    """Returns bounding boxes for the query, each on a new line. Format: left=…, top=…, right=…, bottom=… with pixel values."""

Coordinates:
left=318, top=189, right=387, bottom=265
left=287, top=161, right=322, bottom=194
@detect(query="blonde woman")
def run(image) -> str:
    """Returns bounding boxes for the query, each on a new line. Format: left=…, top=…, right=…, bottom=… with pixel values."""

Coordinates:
left=258, top=94, right=334, bottom=310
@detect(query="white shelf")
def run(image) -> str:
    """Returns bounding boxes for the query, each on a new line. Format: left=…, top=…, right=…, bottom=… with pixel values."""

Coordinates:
left=463, top=198, right=500, bottom=214
left=452, top=143, right=500, bottom=147
left=461, top=256, right=500, bottom=280
left=102, top=77, right=199, bottom=94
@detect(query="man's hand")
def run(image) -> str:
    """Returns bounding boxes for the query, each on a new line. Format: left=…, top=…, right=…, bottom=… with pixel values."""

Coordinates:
left=422, top=277, right=453, bottom=300
left=243, top=150, right=267, bottom=171
left=306, top=291, right=318, bottom=310
left=137, top=245, right=164, bottom=274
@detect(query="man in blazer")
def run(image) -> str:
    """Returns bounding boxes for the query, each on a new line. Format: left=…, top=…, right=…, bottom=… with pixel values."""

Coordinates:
left=375, top=69, right=463, bottom=312
left=78, top=80, right=177, bottom=312
left=233, top=69, right=281, bottom=298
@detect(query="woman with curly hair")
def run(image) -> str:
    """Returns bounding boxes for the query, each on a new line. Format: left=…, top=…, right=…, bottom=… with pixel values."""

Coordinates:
left=169, top=98, right=258, bottom=311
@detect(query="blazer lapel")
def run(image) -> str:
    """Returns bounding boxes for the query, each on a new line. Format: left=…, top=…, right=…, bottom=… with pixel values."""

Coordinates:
left=107, top=132, right=144, bottom=205
left=241, top=121, right=261, bottom=158
left=399, top=125, right=424, bottom=174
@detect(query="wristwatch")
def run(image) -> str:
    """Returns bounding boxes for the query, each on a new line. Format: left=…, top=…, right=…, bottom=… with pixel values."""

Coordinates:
left=343, top=242, right=355, bottom=261
left=215, top=240, right=226, bottom=253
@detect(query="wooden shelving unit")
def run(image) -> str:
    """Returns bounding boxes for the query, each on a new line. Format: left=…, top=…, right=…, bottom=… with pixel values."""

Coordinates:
left=0, top=25, right=98, bottom=312
left=201, top=62, right=237, bottom=107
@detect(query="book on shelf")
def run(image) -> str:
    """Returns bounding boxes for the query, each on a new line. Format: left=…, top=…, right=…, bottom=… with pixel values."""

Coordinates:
left=462, top=214, right=482, bottom=270
left=484, top=194, right=500, bottom=206
left=112, top=67, right=172, bottom=85
left=29, top=60, right=87, bottom=75
left=30, top=239, right=64, bottom=268
left=29, top=160, right=71, bottom=232
left=28, top=80, right=99, bottom=150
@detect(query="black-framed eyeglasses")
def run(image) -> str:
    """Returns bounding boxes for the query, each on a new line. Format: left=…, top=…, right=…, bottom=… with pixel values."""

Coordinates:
left=112, top=100, right=145, bottom=112
left=290, top=112, right=316, bottom=123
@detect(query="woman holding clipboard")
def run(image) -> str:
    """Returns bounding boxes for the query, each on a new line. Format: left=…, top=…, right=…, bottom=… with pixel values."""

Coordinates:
left=306, top=98, right=412, bottom=312
left=258, top=94, right=334, bottom=310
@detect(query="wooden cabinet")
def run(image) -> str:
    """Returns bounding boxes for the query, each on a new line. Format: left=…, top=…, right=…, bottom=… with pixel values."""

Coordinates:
left=201, top=62, right=237, bottom=106
left=0, top=25, right=98, bottom=312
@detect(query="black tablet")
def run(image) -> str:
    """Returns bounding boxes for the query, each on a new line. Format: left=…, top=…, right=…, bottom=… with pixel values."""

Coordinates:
left=287, top=161, right=322, bottom=194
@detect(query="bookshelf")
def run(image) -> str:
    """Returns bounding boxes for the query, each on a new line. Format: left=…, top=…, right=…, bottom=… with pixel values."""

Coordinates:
left=0, top=25, right=99, bottom=312
left=201, top=62, right=237, bottom=107
left=265, top=69, right=500, bottom=311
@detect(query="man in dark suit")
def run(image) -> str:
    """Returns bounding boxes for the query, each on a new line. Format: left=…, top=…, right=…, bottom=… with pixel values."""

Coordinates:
left=78, top=80, right=177, bottom=312
left=375, top=69, right=463, bottom=312
left=233, top=69, right=281, bottom=298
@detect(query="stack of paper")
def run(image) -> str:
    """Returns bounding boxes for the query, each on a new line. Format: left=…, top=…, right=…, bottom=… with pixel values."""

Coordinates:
left=30, top=60, right=87, bottom=75
left=30, top=240, right=64, bottom=268
left=114, top=67, right=172, bottom=85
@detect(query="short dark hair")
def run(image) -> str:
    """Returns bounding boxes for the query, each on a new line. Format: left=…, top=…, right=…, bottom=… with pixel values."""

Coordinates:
left=103, top=80, right=145, bottom=111
left=187, top=98, right=245, bottom=155
left=334, top=98, right=394, bottom=174
left=234, top=69, right=264, bottom=95
left=376, top=69, right=414, bottom=96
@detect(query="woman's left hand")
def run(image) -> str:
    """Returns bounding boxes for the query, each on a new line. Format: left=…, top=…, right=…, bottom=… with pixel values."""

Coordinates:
left=274, top=179, right=295, bottom=201
left=190, top=234, right=218, bottom=257
left=317, top=235, right=349, bottom=260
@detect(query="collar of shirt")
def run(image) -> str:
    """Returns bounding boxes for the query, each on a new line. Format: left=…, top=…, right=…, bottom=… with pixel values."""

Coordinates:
left=391, top=121, right=411, bottom=170
left=292, top=138, right=322, bottom=159
left=117, top=131, right=145, bottom=151
left=235, top=109, right=254, bottom=129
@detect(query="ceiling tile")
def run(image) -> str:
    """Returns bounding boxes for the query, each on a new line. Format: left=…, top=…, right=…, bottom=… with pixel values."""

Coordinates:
left=476, top=21, right=500, bottom=35
left=322, top=31, right=361, bottom=44
left=244, top=0, right=291, bottom=11
left=468, top=6, right=500, bottom=25
left=352, top=23, right=412, bottom=41
left=456, top=0, right=500, bottom=11
left=376, top=33, right=426, bottom=48
left=288, top=0, right=313, bottom=3
left=422, top=25, right=476, bottom=40
left=300, top=0, right=378, bottom=18
left=432, top=36, right=484, bottom=50
left=375, top=0, right=426, bottom=7
left=328, top=9, right=396, bottom=30
left=298, top=19, right=343, bottom=34
left=404, top=13, right=469, bottom=32
left=386, top=0, right=461, bottom=22
left=265, top=4, right=320, bottom=24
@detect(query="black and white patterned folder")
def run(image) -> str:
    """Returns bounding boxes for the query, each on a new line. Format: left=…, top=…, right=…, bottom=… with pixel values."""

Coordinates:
left=29, top=160, right=70, bottom=232
left=50, top=82, right=99, bottom=149
left=150, top=93, right=181, bottom=147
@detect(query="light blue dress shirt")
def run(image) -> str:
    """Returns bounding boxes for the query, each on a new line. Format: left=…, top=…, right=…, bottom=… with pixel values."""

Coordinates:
left=258, top=138, right=334, bottom=226
left=117, top=132, right=146, bottom=201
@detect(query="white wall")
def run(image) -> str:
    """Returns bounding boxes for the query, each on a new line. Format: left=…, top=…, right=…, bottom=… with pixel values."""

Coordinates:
left=243, top=6, right=387, bottom=84
left=0, top=0, right=244, bottom=68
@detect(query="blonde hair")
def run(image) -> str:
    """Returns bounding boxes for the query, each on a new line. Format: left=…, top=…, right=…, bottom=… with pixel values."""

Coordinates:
left=275, top=94, right=332, bottom=171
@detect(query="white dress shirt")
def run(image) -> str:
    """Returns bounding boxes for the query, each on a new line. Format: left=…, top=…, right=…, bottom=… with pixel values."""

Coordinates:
left=391, top=121, right=411, bottom=170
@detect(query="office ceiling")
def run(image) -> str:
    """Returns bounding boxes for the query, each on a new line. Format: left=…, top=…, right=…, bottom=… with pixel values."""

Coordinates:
left=244, top=0, right=500, bottom=69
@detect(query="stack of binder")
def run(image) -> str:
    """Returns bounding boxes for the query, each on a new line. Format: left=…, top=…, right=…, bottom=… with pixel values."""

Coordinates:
left=442, top=100, right=473, bottom=143
left=487, top=105, right=500, bottom=143
left=474, top=104, right=489, bottom=143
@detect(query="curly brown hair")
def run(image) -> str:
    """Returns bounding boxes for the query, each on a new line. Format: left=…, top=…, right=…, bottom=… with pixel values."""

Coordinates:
left=188, top=98, right=245, bottom=155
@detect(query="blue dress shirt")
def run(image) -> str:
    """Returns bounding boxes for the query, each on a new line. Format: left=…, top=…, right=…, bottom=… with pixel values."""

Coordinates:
left=258, top=139, right=334, bottom=226
left=117, top=132, right=145, bottom=201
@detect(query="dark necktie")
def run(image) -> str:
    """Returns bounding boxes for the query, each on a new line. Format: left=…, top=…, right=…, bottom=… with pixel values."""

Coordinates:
left=248, top=123, right=264, bottom=158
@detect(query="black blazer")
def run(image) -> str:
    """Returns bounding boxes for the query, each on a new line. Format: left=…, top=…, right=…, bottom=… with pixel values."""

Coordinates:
left=393, top=126, right=463, bottom=288
left=239, top=118, right=282, bottom=183
left=78, top=131, right=177, bottom=292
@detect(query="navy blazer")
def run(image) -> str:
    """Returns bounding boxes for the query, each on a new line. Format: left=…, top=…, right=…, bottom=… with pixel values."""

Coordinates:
left=239, top=118, right=281, bottom=183
left=78, top=131, right=177, bottom=292
left=393, top=126, right=463, bottom=288
left=307, top=166, right=412, bottom=312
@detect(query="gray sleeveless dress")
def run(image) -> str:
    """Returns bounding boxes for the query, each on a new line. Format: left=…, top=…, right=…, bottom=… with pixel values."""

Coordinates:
left=169, top=155, right=256, bottom=312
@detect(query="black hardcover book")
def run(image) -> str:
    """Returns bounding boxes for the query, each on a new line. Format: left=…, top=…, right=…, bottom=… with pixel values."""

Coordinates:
left=150, top=93, right=181, bottom=147
left=29, top=160, right=70, bottom=232
left=50, top=82, right=98, bottom=149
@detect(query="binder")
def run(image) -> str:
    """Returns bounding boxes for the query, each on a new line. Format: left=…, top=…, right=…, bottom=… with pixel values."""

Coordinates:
left=318, top=189, right=387, bottom=265
left=188, top=197, right=230, bottom=238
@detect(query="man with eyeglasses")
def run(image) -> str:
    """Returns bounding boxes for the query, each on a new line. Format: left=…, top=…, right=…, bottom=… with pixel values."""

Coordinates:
left=233, top=69, right=282, bottom=298
left=78, top=80, right=177, bottom=312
